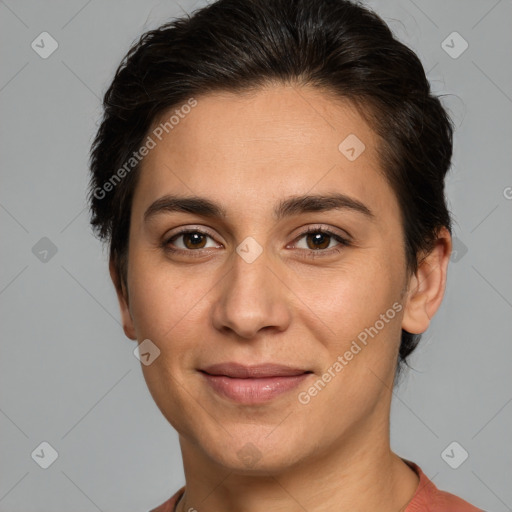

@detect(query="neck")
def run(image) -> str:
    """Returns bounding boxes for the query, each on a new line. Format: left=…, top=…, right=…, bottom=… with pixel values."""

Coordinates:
left=175, top=415, right=419, bottom=512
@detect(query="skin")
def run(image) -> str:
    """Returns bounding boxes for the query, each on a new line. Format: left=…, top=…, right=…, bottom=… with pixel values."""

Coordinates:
left=111, top=84, right=452, bottom=512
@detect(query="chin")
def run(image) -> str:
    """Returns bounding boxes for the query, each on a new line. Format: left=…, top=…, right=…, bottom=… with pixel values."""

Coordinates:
left=199, top=429, right=308, bottom=475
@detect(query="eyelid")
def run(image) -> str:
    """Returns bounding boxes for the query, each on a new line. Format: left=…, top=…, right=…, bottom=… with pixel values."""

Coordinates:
left=162, top=224, right=352, bottom=255
left=163, top=225, right=222, bottom=251
left=164, top=225, right=219, bottom=241
left=288, top=224, right=352, bottom=246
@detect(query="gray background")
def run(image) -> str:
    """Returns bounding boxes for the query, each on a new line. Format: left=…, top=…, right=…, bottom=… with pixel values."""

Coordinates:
left=1, top=0, right=511, bottom=511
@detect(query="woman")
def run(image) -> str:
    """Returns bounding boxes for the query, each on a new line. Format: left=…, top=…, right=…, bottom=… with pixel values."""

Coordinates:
left=88, top=0, right=483, bottom=510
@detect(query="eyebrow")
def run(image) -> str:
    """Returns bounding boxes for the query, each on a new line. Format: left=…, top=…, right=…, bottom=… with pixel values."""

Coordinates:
left=143, top=192, right=375, bottom=223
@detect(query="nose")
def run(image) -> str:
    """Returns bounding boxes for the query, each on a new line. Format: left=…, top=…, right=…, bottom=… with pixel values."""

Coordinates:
left=211, top=245, right=292, bottom=340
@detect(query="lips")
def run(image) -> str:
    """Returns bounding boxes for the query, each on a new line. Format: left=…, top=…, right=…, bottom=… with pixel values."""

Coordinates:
left=198, top=362, right=314, bottom=404
left=199, top=362, right=312, bottom=379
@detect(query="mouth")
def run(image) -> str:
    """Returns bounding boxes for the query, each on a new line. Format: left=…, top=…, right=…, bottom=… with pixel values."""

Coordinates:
left=199, top=362, right=313, bottom=379
left=198, top=363, right=313, bottom=404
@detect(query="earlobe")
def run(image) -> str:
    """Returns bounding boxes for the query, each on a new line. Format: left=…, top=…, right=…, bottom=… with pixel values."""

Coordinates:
left=109, top=258, right=137, bottom=341
left=401, top=227, right=452, bottom=335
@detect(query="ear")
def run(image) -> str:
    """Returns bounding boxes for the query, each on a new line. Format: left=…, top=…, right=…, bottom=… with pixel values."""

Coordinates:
left=109, top=258, right=137, bottom=340
left=402, top=227, right=452, bottom=334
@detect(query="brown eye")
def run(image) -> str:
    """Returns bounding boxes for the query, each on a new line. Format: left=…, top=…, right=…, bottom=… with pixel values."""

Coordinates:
left=305, top=232, right=331, bottom=250
left=164, top=230, right=219, bottom=253
left=292, top=227, right=351, bottom=259
left=182, top=232, right=208, bottom=249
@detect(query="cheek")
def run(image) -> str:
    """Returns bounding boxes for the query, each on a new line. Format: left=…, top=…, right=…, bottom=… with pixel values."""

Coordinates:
left=126, top=254, right=210, bottom=422
left=126, top=247, right=222, bottom=355
left=308, top=258, right=404, bottom=386
left=297, top=258, right=401, bottom=336
left=296, top=265, right=403, bottom=414
left=129, top=269, right=201, bottom=340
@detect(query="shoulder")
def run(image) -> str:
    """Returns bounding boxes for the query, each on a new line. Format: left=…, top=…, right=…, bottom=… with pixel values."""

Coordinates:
left=404, top=460, right=484, bottom=512
left=148, top=486, right=185, bottom=512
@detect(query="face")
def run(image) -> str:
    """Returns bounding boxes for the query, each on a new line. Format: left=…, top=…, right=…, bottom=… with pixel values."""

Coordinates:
left=114, top=84, right=424, bottom=473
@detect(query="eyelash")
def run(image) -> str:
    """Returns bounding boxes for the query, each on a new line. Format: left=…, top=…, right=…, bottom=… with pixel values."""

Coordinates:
left=162, top=225, right=351, bottom=259
left=296, top=226, right=351, bottom=259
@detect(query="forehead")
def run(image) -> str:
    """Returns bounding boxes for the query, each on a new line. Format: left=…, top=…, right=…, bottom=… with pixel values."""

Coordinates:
left=133, top=84, right=398, bottom=223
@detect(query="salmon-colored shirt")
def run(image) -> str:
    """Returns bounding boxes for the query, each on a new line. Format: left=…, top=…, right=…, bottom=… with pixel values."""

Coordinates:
left=149, top=460, right=483, bottom=512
